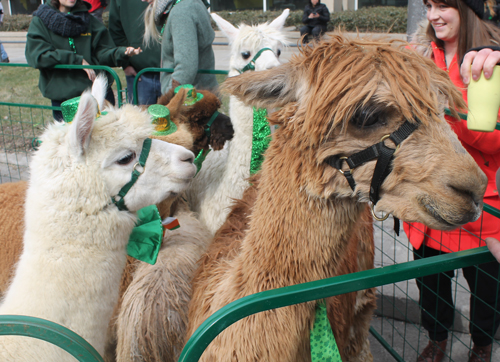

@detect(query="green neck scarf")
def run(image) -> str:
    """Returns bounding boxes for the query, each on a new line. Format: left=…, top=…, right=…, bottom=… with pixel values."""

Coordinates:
left=310, top=300, right=342, bottom=362
left=250, top=107, right=270, bottom=175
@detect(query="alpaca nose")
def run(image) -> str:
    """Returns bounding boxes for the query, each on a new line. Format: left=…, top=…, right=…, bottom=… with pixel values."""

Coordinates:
left=181, top=151, right=195, bottom=164
left=448, top=185, right=481, bottom=207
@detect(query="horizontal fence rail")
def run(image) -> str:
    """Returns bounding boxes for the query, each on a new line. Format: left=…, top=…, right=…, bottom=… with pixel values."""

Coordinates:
left=0, top=315, right=104, bottom=362
left=179, top=247, right=497, bottom=362
left=132, top=68, right=230, bottom=105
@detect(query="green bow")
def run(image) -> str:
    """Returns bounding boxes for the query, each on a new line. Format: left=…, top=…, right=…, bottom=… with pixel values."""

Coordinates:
left=127, top=205, right=164, bottom=265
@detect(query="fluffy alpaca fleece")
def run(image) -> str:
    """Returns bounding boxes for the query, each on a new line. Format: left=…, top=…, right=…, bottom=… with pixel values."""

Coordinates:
left=115, top=200, right=211, bottom=362
left=186, top=34, right=487, bottom=361
left=107, top=87, right=230, bottom=362
left=0, top=78, right=196, bottom=361
left=0, top=181, right=27, bottom=296
left=0, top=87, right=231, bottom=302
left=157, top=88, right=232, bottom=154
left=186, top=10, right=290, bottom=235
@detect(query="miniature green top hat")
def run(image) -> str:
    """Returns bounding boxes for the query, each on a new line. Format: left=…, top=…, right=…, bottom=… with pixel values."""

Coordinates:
left=148, top=104, right=178, bottom=136
left=61, top=97, right=81, bottom=123
left=60, top=96, right=106, bottom=123
left=174, top=84, right=204, bottom=105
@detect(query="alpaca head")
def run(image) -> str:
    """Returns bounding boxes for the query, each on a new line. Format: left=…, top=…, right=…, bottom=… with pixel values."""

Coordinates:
left=222, top=34, right=487, bottom=231
left=156, top=87, right=234, bottom=154
left=211, top=9, right=290, bottom=76
left=31, top=76, right=196, bottom=214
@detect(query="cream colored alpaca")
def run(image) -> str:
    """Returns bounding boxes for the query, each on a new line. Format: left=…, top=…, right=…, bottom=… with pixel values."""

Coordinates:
left=186, top=10, right=290, bottom=235
left=186, top=35, right=488, bottom=362
left=0, top=76, right=196, bottom=361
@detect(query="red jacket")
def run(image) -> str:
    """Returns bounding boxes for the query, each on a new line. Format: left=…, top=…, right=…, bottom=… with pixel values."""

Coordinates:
left=404, top=42, right=500, bottom=252
left=84, top=0, right=104, bottom=12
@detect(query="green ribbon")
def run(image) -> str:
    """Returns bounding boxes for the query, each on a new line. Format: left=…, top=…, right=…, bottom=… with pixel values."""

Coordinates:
left=250, top=107, right=270, bottom=175
left=310, top=300, right=342, bottom=362
left=194, top=148, right=211, bottom=174
left=127, top=205, right=163, bottom=265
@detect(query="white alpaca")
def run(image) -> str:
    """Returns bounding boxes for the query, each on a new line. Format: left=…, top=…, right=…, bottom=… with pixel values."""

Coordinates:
left=186, top=10, right=291, bottom=235
left=0, top=76, right=196, bottom=362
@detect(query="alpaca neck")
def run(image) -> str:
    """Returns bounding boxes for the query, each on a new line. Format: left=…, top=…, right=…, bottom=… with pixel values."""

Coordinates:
left=238, top=142, right=363, bottom=289
left=0, top=185, right=136, bottom=355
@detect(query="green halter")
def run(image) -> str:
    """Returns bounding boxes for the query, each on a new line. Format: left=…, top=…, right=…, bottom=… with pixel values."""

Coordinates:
left=112, top=138, right=152, bottom=212
left=237, top=48, right=275, bottom=74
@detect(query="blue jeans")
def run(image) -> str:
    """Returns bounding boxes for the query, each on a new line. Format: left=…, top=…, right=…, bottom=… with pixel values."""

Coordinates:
left=126, top=72, right=162, bottom=105
left=0, top=43, right=8, bottom=61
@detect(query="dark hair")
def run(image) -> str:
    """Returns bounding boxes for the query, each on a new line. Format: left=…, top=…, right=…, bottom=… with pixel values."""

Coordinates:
left=50, top=0, right=85, bottom=9
left=424, top=0, right=500, bottom=63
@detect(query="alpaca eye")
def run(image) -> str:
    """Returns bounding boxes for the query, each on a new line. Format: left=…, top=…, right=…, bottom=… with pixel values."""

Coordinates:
left=351, top=107, right=384, bottom=129
left=241, top=51, right=251, bottom=60
left=277, top=49, right=281, bottom=57
left=116, top=152, right=136, bottom=165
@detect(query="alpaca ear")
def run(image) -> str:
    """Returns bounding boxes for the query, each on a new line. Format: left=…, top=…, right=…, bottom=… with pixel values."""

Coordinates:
left=165, top=87, right=188, bottom=121
left=269, top=8, right=289, bottom=30
left=222, top=62, right=298, bottom=109
left=91, top=74, right=108, bottom=111
left=211, top=13, right=239, bottom=44
left=69, top=91, right=97, bottom=157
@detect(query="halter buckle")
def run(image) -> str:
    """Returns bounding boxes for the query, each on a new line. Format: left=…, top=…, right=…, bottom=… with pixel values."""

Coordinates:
left=133, top=162, right=145, bottom=175
left=336, top=156, right=353, bottom=175
left=380, top=134, right=400, bottom=153
left=370, top=202, right=390, bottom=221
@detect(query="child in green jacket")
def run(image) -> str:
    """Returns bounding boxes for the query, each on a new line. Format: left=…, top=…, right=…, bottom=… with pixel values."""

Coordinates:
left=25, top=0, right=141, bottom=121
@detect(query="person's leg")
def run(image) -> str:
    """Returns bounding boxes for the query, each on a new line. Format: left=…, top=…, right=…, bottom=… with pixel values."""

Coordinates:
left=51, top=100, right=64, bottom=122
left=311, top=25, right=323, bottom=41
left=135, top=72, right=162, bottom=105
left=0, top=43, right=9, bottom=62
left=105, top=87, right=116, bottom=106
left=300, top=25, right=312, bottom=44
left=414, top=245, right=456, bottom=342
left=463, top=260, right=500, bottom=348
left=126, top=75, right=135, bottom=104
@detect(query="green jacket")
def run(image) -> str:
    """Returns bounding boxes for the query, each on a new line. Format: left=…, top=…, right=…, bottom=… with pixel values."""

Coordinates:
left=108, top=0, right=161, bottom=71
left=160, top=0, right=218, bottom=93
left=25, top=2, right=128, bottom=101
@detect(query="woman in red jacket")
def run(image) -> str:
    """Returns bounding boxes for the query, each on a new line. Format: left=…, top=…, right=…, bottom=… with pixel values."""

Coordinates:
left=405, top=0, right=500, bottom=361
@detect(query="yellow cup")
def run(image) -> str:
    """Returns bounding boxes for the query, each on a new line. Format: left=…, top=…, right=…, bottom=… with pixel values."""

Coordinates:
left=467, top=65, right=500, bottom=132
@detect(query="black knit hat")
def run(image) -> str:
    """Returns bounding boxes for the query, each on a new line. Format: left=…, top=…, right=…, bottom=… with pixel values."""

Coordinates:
left=462, top=0, right=486, bottom=18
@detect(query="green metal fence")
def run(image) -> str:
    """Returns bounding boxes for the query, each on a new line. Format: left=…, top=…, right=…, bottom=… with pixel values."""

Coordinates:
left=1, top=63, right=499, bottom=362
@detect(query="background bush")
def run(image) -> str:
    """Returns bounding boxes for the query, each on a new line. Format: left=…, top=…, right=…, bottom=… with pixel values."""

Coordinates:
left=0, top=6, right=407, bottom=33
left=212, top=7, right=407, bottom=33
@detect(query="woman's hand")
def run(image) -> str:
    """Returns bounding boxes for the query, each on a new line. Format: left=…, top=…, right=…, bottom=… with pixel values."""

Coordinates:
left=461, top=48, right=500, bottom=85
left=82, top=59, right=96, bottom=82
left=486, top=237, right=500, bottom=263
left=125, top=47, right=142, bottom=57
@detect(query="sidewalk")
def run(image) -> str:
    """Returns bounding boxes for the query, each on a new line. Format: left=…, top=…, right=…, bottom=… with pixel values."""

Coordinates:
left=0, top=30, right=407, bottom=66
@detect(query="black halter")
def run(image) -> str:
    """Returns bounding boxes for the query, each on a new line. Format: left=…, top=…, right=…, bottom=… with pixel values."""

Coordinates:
left=325, top=120, right=419, bottom=229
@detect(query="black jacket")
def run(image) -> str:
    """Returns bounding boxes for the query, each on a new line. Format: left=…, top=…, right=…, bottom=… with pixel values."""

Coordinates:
left=302, top=2, right=330, bottom=28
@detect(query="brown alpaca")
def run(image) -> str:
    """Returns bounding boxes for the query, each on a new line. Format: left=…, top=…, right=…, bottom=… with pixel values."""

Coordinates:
left=186, top=34, right=488, bottom=362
